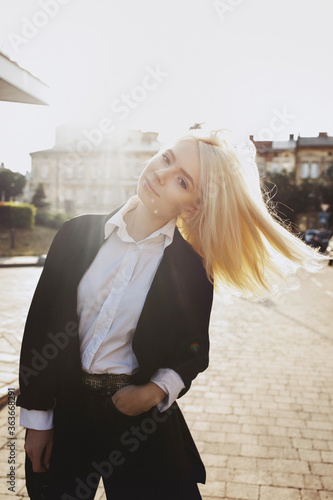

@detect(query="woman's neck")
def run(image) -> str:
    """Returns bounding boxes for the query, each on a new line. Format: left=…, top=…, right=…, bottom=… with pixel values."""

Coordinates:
left=123, top=199, right=171, bottom=242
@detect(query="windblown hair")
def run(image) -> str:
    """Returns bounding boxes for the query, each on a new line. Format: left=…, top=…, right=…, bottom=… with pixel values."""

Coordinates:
left=176, top=131, right=326, bottom=298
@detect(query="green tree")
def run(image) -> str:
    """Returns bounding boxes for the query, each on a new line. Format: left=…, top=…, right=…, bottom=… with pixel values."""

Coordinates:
left=319, top=183, right=333, bottom=228
left=294, top=180, right=321, bottom=214
left=326, top=164, right=333, bottom=181
left=32, top=183, right=49, bottom=209
left=263, top=171, right=333, bottom=230
left=0, top=168, right=26, bottom=201
left=262, top=170, right=298, bottom=225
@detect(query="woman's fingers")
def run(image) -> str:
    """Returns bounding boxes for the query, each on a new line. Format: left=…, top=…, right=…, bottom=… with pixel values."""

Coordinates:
left=32, top=451, right=45, bottom=473
left=43, top=438, right=53, bottom=471
left=24, top=429, right=54, bottom=473
left=111, top=383, right=166, bottom=416
left=112, top=385, right=146, bottom=415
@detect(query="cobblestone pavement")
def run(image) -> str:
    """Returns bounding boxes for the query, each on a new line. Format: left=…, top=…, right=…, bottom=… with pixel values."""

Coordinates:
left=0, top=265, right=332, bottom=499
left=0, top=268, right=42, bottom=402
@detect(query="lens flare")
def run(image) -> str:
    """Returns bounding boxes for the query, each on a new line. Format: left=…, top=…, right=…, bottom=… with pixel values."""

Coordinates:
left=190, top=342, right=200, bottom=353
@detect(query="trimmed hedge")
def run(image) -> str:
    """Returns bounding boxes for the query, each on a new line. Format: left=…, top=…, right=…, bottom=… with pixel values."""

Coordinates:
left=35, top=210, right=69, bottom=229
left=0, top=202, right=35, bottom=229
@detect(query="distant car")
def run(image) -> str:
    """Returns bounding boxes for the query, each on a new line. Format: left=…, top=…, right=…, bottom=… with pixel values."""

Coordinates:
left=326, top=236, right=333, bottom=266
left=305, top=229, right=331, bottom=253
left=315, top=229, right=331, bottom=252
left=304, top=229, right=318, bottom=244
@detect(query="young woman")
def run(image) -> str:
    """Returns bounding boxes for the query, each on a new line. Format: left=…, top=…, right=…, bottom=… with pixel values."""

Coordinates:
left=17, top=130, right=323, bottom=500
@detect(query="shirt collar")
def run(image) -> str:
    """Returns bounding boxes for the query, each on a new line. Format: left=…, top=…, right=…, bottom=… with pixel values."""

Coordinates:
left=104, top=196, right=176, bottom=248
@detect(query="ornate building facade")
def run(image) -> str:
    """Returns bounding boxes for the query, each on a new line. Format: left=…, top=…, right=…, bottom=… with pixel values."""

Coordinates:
left=25, top=127, right=333, bottom=229
left=251, top=134, right=296, bottom=178
left=295, top=133, right=333, bottom=185
left=25, top=125, right=160, bottom=214
left=251, top=132, right=333, bottom=230
left=251, top=132, right=333, bottom=184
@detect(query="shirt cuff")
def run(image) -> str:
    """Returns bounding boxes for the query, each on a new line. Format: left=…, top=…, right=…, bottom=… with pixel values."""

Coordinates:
left=20, top=408, right=54, bottom=430
left=150, top=368, right=185, bottom=412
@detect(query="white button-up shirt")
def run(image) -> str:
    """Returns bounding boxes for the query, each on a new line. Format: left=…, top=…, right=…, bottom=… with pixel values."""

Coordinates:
left=20, top=196, right=185, bottom=430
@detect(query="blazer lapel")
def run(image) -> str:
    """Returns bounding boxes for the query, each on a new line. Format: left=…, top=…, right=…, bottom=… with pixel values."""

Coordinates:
left=66, top=209, right=120, bottom=286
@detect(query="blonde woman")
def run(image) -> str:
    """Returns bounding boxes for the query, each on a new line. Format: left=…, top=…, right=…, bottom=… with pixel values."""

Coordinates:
left=18, top=131, right=323, bottom=500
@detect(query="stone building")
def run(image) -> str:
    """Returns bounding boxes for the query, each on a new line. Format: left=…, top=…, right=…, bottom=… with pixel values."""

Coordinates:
left=26, top=125, right=160, bottom=214
left=26, top=127, right=333, bottom=228
left=250, top=132, right=333, bottom=230
left=250, top=132, right=333, bottom=183
left=295, top=132, right=333, bottom=185
left=251, top=134, right=296, bottom=178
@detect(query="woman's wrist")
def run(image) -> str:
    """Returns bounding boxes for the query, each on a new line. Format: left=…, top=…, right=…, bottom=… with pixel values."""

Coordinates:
left=145, top=381, right=167, bottom=407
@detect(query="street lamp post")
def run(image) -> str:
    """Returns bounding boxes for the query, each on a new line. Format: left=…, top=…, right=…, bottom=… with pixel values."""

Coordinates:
left=55, top=159, right=59, bottom=212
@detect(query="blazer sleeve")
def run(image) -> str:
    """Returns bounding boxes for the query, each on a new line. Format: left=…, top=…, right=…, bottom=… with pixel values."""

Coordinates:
left=16, top=220, right=73, bottom=411
left=169, top=261, right=213, bottom=398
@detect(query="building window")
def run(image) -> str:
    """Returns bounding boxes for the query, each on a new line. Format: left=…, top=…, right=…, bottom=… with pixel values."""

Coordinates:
left=123, top=161, right=133, bottom=179
left=41, top=164, right=49, bottom=179
left=91, top=167, right=100, bottom=179
left=271, top=162, right=282, bottom=174
left=65, top=189, right=73, bottom=200
left=65, top=199, right=75, bottom=213
left=300, top=163, right=310, bottom=179
left=310, top=163, right=319, bottom=179
left=122, top=186, right=136, bottom=200
left=77, top=190, right=84, bottom=205
left=76, top=166, right=84, bottom=179
left=64, top=167, right=73, bottom=179
left=135, top=163, right=144, bottom=179
left=104, top=166, right=111, bottom=180
left=104, top=190, right=111, bottom=205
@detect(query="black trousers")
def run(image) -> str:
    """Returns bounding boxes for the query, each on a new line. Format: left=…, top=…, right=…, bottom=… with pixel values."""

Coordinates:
left=25, top=387, right=203, bottom=500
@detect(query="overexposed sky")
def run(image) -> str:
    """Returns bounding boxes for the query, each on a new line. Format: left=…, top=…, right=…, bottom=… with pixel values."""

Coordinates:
left=0, top=0, right=333, bottom=173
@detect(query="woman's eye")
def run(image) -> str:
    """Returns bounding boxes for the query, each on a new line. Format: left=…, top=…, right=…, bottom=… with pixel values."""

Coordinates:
left=178, top=178, right=187, bottom=189
left=161, top=154, right=170, bottom=164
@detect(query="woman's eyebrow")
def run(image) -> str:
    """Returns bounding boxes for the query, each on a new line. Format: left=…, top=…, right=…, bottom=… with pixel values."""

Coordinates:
left=166, top=148, right=176, bottom=162
left=166, top=149, right=195, bottom=188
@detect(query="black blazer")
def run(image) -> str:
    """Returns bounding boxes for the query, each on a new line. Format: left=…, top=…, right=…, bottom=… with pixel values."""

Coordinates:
left=17, top=209, right=214, bottom=413
left=17, top=209, right=214, bottom=484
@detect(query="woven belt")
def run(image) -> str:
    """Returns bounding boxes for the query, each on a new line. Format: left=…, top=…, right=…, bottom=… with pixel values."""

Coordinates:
left=81, top=371, right=134, bottom=396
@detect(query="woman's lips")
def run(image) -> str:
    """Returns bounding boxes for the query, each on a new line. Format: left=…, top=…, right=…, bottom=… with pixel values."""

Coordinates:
left=144, top=178, right=159, bottom=196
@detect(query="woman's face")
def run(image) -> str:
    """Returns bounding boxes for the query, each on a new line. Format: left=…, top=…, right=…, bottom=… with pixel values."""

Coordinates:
left=137, top=139, right=201, bottom=223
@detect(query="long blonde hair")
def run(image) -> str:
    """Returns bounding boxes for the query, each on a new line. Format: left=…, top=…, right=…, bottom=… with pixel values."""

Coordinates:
left=176, top=131, right=326, bottom=298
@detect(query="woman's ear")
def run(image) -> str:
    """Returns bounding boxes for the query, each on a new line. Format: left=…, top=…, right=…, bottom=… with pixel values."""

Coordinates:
left=180, top=203, right=199, bottom=221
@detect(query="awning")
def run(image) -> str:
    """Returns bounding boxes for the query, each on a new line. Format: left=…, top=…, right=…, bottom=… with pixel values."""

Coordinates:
left=0, top=52, right=49, bottom=105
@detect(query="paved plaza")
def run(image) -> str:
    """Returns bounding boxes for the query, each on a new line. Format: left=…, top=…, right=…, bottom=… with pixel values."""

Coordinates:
left=0, top=265, right=332, bottom=499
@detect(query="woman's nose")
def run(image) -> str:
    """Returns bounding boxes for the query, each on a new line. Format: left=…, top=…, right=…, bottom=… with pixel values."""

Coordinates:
left=154, top=168, right=169, bottom=184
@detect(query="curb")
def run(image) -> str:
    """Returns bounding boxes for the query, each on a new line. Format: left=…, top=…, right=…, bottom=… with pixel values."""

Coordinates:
left=0, top=255, right=46, bottom=268
left=0, top=262, right=44, bottom=268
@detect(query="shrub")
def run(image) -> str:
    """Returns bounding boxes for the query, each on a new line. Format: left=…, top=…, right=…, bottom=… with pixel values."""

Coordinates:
left=0, top=203, right=35, bottom=229
left=0, top=203, right=11, bottom=227
left=35, top=210, right=69, bottom=229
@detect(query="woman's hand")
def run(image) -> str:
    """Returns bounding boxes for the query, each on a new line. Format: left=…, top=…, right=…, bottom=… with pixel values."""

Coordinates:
left=24, top=428, right=54, bottom=473
left=112, top=382, right=167, bottom=416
